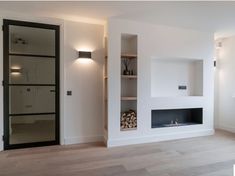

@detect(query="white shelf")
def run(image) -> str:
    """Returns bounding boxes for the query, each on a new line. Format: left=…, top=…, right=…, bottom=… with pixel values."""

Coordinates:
left=121, top=54, right=137, bottom=59
left=121, top=75, right=137, bottom=79
left=121, top=127, right=137, bottom=131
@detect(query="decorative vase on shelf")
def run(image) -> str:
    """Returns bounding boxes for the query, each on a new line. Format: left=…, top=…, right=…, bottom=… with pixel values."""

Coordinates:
left=123, top=69, right=130, bottom=75
left=122, top=58, right=131, bottom=75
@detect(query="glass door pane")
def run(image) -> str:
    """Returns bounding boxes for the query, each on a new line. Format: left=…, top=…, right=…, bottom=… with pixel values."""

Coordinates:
left=9, top=56, right=55, bottom=84
left=4, top=19, right=59, bottom=149
left=9, top=114, right=55, bottom=145
left=9, top=86, right=55, bottom=114
left=9, top=25, right=55, bottom=56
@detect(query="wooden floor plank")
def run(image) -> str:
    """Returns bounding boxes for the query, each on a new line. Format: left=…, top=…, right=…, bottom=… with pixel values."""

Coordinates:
left=0, top=130, right=235, bottom=176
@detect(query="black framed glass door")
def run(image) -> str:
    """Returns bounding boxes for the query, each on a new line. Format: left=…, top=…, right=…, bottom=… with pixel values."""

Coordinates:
left=3, top=19, right=60, bottom=149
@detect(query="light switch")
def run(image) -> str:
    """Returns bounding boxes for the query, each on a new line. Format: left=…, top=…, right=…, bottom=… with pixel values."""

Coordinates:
left=178, top=85, right=187, bottom=90
left=67, top=91, right=72, bottom=96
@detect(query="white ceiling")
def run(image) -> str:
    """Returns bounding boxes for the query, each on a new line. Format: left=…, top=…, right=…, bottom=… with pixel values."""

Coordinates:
left=1, top=1, right=235, bottom=38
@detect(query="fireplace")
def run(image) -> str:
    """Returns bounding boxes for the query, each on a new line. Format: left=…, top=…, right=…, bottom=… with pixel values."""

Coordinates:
left=151, top=108, right=203, bottom=128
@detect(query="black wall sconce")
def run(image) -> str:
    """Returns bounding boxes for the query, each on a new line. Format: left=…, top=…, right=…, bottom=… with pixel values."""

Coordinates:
left=78, top=51, right=92, bottom=59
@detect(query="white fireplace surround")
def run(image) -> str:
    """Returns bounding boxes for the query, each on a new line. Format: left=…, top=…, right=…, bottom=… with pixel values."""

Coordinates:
left=106, top=18, right=214, bottom=147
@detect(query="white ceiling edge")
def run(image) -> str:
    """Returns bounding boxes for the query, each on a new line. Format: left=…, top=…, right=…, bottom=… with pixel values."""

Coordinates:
left=0, top=9, right=106, bottom=25
left=0, top=0, right=225, bottom=1
left=48, top=14, right=106, bottom=25
left=2, top=7, right=234, bottom=41
left=214, top=29, right=235, bottom=40
left=2, top=1, right=235, bottom=39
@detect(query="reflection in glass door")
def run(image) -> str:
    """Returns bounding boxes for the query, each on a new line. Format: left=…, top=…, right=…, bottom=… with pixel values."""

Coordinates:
left=3, top=19, right=60, bottom=149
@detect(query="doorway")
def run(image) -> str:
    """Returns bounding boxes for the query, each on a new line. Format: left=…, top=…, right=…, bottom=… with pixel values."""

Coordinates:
left=3, top=19, right=60, bottom=149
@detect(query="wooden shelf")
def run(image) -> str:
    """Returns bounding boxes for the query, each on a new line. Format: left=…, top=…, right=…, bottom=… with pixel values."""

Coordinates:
left=121, top=54, right=137, bottom=59
left=104, top=76, right=108, bottom=79
left=105, top=54, right=137, bottom=59
left=120, top=35, right=138, bottom=131
left=121, top=127, right=137, bottom=131
left=121, top=97, right=137, bottom=101
left=121, top=75, right=137, bottom=79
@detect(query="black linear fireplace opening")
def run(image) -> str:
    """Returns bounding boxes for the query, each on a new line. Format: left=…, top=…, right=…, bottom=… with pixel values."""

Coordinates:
left=151, top=108, right=203, bottom=128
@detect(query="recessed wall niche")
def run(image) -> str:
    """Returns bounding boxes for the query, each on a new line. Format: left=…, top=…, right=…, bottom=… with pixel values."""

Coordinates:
left=120, top=33, right=138, bottom=131
left=151, top=58, right=203, bottom=97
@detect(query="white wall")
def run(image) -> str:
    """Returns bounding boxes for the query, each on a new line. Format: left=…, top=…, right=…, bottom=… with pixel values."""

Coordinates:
left=64, top=21, right=104, bottom=144
left=107, top=19, right=214, bottom=147
left=0, top=11, right=104, bottom=150
left=216, top=37, right=235, bottom=132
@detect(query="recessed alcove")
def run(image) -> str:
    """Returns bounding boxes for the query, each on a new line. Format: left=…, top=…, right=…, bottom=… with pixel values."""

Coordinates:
left=120, top=33, right=138, bottom=131
left=151, top=58, right=203, bottom=97
left=151, top=108, right=203, bottom=128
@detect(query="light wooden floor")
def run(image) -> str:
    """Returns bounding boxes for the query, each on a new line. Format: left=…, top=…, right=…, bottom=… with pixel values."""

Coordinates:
left=0, top=130, right=235, bottom=176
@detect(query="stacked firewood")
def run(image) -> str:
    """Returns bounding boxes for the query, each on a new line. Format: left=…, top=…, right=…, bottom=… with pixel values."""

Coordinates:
left=121, top=110, right=137, bottom=129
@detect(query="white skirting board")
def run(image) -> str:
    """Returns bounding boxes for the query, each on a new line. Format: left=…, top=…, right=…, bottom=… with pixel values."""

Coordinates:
left=62, top=129, right=215, bottom=147
left=218, top=124, right=235, bottom=133
left=0, top=130, right=214, bottom=149
left=64, top=135, right=104, bottom=145
left=106, top=129, right=214, bottom=147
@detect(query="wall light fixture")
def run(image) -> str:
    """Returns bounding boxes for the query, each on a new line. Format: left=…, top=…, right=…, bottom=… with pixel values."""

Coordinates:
left=78, top=51, right=92, bottom=59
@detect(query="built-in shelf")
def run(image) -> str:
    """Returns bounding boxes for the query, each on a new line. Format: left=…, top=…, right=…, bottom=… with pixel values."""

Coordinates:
left=121, top=127, right=137, bottom=131
left=121, top=75, right=137, bottom=79
left=121, top=97, right=137, bottom=101
left=121, top=54, right=137, bottom=59
left=105, top=54, right=137, bottom=59
left=120, top=34, right=138, bottom=131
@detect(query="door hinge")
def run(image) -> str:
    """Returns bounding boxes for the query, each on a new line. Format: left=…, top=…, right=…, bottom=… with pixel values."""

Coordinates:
left=2, top=80, right=4, bottom=86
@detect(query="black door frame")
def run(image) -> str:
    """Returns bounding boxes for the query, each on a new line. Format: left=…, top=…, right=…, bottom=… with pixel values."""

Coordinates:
left=3, top=19, right=60, bottom=150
